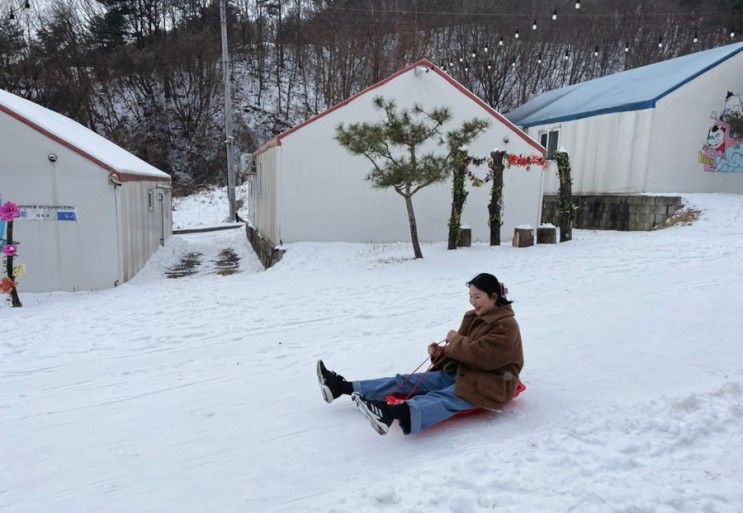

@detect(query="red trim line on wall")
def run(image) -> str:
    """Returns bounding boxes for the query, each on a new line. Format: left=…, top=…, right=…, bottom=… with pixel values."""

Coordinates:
left=0, top=104, right=171, bottom=183
left=254, top=59, right=545, bottom=157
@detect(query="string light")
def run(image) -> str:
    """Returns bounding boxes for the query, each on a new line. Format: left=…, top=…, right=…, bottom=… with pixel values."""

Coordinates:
left=532, top=18, right=538, bottom=30
left=658, top=36, right=663, bottom=48
left=471, top=50, right=476, bottom=58
left=552, top=10, right=557, bottom=21
left=564, top=50, right=569, bottom=60
left=729, top=27, right=735, bottom=38
left=487, top=61, right=492, bottom=70
left=459, top=57, right=464, bottom=63
left=515, top=28, right=520, bottom=39
left=594, top=46, right=599, bottom=56
left=575, top=1, right=580, bottom=9
left=512, top=58, right=516, bottom=67
left=484, top=45, right=489, bottom=53
left=498, top=36, right=504, bottom=46
left=624, top=42, right=629, bottom=52
left=537, top=54, right=542, bottom=64
left=693, top=31, right=698, bottom=43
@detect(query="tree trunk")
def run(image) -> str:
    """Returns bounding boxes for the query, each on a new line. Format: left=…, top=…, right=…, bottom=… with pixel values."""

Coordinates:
left=6, top=221, right=22, bottom=307
left=447, top=158, right=467, bottom=250
left=404, top=192, right=423, bottom=259
left=556, top=151, right=574, bottom=242
left=488, top=151, right=506, bottom=246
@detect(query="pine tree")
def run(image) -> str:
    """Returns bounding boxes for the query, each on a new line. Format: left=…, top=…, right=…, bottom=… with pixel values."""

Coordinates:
left=335, top=96, right=452, bottom=259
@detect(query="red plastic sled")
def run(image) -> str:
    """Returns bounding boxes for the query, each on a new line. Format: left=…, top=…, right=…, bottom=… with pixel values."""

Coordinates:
left=385, top=381, right=526, bottom=417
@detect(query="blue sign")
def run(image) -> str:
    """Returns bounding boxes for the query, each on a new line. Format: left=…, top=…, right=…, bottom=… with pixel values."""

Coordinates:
left=57, top=211, right=77, bottom=221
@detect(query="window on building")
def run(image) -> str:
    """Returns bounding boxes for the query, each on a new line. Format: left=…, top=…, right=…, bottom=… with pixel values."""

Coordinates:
left=539, top=130, right=560, bottom=159
left=257, top=162, right=263, bottom=198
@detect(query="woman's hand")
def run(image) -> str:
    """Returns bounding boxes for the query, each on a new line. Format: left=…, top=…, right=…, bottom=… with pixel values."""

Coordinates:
left=428, top=343, right=444, bottom=363
left=446, top=330, right=458, bottom=343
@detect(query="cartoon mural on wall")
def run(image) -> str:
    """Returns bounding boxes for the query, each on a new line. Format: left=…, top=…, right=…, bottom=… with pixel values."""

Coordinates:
left=699, top=91, right=743, bottom=173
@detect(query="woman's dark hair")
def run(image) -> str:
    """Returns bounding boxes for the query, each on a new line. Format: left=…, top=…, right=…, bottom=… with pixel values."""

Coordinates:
left=467, top=273, right=513, bottom=306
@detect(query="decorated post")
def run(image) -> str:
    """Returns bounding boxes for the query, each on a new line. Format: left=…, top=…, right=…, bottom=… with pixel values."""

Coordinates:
left=487, top=150, right=506, bottom=246
left=445, top=118, right=488, bottom=250
left=555, top=149, right=575, bottom=242
left=469, top=151, right=548, bottom=246
left=1, top=201, right=23, bottom=307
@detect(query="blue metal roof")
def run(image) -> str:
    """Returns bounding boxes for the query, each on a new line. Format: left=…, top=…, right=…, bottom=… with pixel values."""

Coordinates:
left=506, top=42, right=743, bottom=128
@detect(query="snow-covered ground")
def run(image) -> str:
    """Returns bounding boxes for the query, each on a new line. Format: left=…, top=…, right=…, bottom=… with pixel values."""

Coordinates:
left=172, top=184, right=250, bottom=230
left=2, top=191, right=742, bottom=513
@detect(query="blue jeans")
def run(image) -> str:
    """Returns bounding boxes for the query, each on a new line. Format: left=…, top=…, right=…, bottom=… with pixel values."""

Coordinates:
left=353, top=370, right=475, bottom=434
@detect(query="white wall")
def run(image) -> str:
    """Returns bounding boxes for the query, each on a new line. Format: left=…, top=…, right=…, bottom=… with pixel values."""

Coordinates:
left=0, top=112, right=120, bottom=292
left=532, top=109, right=654, bottom=195
left=272, top=68, right=544, bottom=244
left=252, top=146, right=280, bottom=243
left=645, top=52, right=743, bottom=193
left=119, top=181, right=172, bottom=282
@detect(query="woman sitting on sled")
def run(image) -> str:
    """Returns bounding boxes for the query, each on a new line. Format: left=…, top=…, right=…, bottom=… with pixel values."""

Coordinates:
left=317, top=272, right=524, bottom=435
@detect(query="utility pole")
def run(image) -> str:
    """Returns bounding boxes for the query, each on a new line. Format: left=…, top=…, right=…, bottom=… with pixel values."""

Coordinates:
left=220, top=0, right=237, bottom=221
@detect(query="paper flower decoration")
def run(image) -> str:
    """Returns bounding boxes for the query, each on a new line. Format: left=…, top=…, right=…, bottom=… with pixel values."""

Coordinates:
left=0, top=277, right=16, bottom=294
left=0, top=202, right=21, bottom=221
left=3, top=245, right=18, bottom=257
left=13, top=264, right=26, bottom=279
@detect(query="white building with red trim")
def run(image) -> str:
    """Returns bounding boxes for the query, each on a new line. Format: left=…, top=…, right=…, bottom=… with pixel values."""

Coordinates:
left=0, top=89, right=172, bottom=293
left=249, top=59, right=545, bottom=249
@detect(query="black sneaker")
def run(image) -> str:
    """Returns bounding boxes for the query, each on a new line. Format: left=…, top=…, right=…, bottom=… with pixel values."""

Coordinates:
left=351, top=392, right=394, bottom=435
left=317, top=360, right=350, bottom=403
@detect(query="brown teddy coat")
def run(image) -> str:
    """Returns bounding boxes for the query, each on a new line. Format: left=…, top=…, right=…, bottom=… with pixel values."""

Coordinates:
left=433, top=305, right=524, bottom=410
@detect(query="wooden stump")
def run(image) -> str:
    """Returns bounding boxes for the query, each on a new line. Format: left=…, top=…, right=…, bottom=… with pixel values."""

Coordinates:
left=537, top=225, right=557, bottom=244
left=512, top=227, right=534, bottom=248
left=457, top=228, right=472, bottom=247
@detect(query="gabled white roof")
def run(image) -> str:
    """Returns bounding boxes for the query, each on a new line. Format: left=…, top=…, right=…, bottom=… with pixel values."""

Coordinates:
left=507, top=42, right=743, bottom=128
left=255, top=59, right=544, bottom=156
left=0, top=89, right=170, bottom=181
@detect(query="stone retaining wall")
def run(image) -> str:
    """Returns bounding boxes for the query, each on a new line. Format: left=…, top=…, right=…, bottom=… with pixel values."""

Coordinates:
left=246, top=225, right=285, bottom=268
left=542, top=195, right=683, bottom=231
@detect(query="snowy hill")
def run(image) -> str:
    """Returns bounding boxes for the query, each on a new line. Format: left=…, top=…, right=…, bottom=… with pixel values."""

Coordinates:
left=1, top=191, right=742, bottom=512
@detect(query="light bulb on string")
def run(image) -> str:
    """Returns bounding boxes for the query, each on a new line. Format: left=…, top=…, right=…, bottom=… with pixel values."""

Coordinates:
left=459, top=57, right=464, bottom=63
left=693, top=31, right=698, bottom=43
left=512, top=59, right=516, bottom=68
left=658, top=36, right=663, bottom=48
left=537, top=54, right=542, bottom=64
left=575, top=1, right=580, bottom=9
left=487, top=61, right=492, bottom=70
left=552, top=10, right=557, bottom=21
left=484, top=45, right=489, bottom=53
left=464, top=67, right=469, bottom=72
left=624, top=42, right=629, bottom=52
left=471, top=50, right=477, bottom=58
left=564, top=50, right=569, bottom=60
left=729, top=27, right=735, bottom=38
left=499, top=36, right=504, bottom=46
left=449, top=61, right=454, bottom=67
left=514, top=28, right=519, bottom=39
left=532, top=19, right=537, bottom=30
left=594, top=46, right=599, bottom=56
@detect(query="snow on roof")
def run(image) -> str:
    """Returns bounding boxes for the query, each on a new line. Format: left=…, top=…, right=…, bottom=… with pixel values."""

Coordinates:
left=507, top=42, right=743, bottom=128
left=255, top=59, right=544, bottom=156
left=0, top=89, right=170, bottom=181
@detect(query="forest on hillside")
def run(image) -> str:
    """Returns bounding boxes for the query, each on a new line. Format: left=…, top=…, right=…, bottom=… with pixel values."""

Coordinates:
left=1, top=0, right=741, bottom=193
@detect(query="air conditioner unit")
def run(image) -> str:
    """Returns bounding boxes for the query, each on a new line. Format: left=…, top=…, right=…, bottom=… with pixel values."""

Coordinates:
left=240, top=153, right=256, bottom=175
